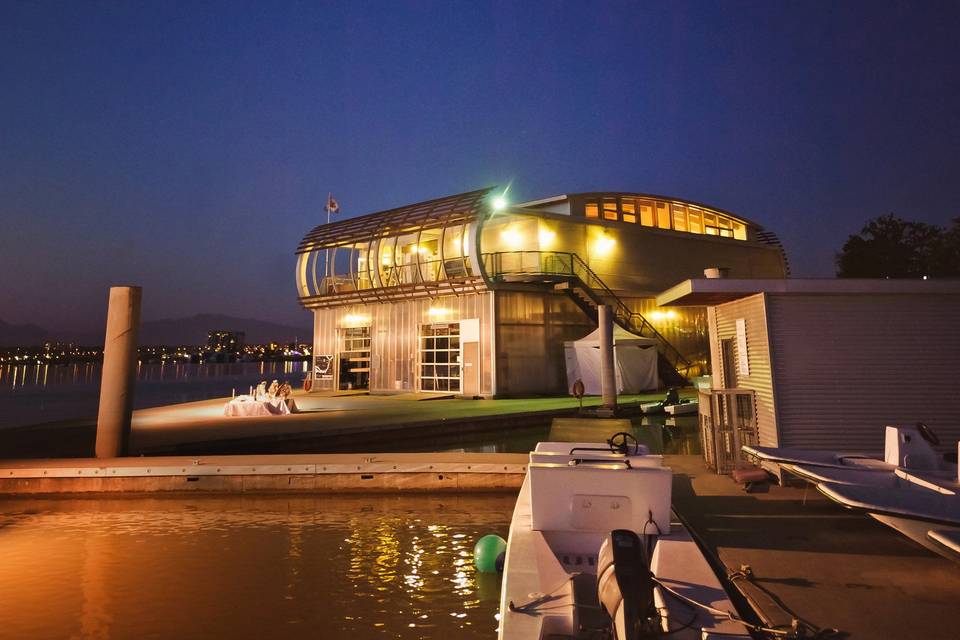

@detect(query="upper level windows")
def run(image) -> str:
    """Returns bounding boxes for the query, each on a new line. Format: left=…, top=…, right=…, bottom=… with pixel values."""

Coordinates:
left=582, top=196, right=748, bottom=241
left=603, top=199, right=618, bottom=221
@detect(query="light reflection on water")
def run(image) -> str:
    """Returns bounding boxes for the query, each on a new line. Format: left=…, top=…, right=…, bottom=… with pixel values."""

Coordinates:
left=0, top=494, right=513, bottom=640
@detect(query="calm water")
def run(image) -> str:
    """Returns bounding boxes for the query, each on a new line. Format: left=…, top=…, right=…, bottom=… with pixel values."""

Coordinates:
left=0, top=494, right=513, bottom=640
left=0, top=362, right=308, bottom=429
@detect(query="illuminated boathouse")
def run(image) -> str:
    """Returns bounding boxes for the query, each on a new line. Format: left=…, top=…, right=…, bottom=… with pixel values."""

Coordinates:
left=295, top=187, right=787, bottom=396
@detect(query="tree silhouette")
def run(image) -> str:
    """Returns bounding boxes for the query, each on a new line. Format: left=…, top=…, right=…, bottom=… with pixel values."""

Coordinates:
left=836, top=214, right=960, bottom=278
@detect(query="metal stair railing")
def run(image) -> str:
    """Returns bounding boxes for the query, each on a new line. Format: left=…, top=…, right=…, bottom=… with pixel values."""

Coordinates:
left=482, top=251, right=693, bottom=379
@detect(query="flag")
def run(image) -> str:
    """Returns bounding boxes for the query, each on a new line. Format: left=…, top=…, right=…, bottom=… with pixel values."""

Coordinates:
left=325, top=193, right=340, bottom=215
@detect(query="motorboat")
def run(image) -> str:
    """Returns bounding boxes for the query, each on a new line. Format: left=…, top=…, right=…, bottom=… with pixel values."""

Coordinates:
left=640, top=388, right=697, bottom=416
left=744, top=425, right=960, bottom=561
left=498, top=433, right=754, bottom=639
left=664, top=402, right=697, bottom=416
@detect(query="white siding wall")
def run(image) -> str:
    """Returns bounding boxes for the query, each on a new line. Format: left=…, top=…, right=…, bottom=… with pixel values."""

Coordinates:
left=767, top=293, right=960, bottom=452
left=712, top=293, right=779, bottom=446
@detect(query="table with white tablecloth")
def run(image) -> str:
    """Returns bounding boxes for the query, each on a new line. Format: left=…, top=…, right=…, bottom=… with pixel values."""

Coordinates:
left=223, top=395, right=294, bottom=417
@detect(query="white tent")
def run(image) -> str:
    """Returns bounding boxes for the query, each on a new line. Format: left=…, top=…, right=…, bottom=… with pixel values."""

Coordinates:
left=564, top=326, right=660, bottom=395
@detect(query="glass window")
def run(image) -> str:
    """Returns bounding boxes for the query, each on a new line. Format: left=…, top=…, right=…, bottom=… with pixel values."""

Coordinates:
left=732, top=221, right=747, bottom=240
left=419, top=323, right=461, bottom=393
left=671, top=204, right=687, bottom=232
left=621, top=199, right=637, bottom=224
left=656, top=202, right=671, bottom=229
left=585, top=201, right=599, bottom=218
left=717, top=215, right=733, bottom=237
left=603, top=199, right=618, bottom=221
left=688, top=208, right=702, bottom=234
left=703, top=211, right=718, bottom=235
left=638, top=200, right=654, bottom=226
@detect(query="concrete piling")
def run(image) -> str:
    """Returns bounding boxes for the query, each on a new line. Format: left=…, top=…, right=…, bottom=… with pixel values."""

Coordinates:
left=599, top=304, right=617, bottom=411
left=95, top=286, right=142, bottom=458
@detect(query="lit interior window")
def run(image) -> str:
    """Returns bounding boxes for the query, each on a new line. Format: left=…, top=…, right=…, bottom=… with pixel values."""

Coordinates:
left=733, top=221, right=746, bottom=240
left=585, top=202, right=599, bottom=218
left=656, top=202, right=671, bottom=229
left=671, top=204, right=688, bottom=232
left=688, top=208, right=702, bottom=233
left=703, top=212, right=718, bottom=235
left=603, top=199, right=618, bottom=221
left=717, top=215, right=733, bottom=237
left=639, top=200, right=654, bottom=226
left=621, top=199, right=637, bottom=223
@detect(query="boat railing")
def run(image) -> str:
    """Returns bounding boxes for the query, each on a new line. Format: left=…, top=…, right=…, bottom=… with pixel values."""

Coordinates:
left=698, top=388, right=758, bottom=474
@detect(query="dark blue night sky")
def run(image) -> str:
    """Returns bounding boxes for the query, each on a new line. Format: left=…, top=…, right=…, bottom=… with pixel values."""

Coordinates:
left=2, top=1, right=958, bottom=332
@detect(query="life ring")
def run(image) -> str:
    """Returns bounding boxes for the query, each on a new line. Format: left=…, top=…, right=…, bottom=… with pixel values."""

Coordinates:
left=917, top=422, right=940, bottom=446
left=303, top=378, right=313, bottom=392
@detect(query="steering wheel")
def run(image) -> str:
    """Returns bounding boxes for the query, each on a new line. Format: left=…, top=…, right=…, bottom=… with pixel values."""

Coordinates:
left=608, top=431, right=640, bottom=456
left=917, top=422, right=940, bottom=446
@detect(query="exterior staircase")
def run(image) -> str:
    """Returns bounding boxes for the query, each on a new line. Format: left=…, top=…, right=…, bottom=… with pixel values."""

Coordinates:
left=483, top=251, right=692, bottom=386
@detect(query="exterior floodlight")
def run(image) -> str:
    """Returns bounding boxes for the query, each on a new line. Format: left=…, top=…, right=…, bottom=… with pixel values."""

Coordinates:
left=492, top=195, right=508, bottom=211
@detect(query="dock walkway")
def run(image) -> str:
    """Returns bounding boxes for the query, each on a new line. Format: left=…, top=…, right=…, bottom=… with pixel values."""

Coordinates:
left=667, top=455, right=960, bottom=640
left=0, top=390, right=675, bottom=458
left=0, top=451, right=528, bottom=494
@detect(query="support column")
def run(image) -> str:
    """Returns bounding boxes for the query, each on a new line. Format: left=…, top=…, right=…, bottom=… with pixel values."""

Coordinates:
left=599, top=304, right=617, bottom=411
left=95, top=286, right=142, bottom=458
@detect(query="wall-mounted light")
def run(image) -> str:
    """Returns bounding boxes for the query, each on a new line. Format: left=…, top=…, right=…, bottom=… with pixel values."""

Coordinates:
left=538, top=227, right=556, bottom=248
left=649, top=309, right=677, bottom=321
left=500, top=226, right=523, bottom=250
left=427, top=306, right=449, bottom=318
left=342, top=313, right=370, bottom=327
left=492, top=195, right=508, bottom=211
left=592, top=231, right=616, bottom=257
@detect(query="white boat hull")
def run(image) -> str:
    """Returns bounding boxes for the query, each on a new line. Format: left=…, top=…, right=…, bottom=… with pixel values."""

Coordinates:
left=499, top=443, right=751, bottom=639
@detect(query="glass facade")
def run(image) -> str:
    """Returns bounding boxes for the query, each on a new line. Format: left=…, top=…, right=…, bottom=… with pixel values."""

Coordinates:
left=296, top=189, right=491, bottom=306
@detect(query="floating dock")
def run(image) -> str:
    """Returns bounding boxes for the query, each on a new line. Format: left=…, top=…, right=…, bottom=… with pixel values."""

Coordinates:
left=0, top=452, right=527, bottom=494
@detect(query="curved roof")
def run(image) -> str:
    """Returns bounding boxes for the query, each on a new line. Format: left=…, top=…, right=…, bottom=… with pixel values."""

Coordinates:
left=296, top=187, right=495, bottom=254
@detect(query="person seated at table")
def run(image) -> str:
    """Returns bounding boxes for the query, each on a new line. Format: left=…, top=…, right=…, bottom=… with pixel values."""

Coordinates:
left=268, top=380, right=280, bottom=398
left=254, top=381, right=267, bottom=401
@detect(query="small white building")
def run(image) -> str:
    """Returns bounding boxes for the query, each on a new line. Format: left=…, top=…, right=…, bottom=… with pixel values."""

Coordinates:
left=657, top=278, right=960, bottom=455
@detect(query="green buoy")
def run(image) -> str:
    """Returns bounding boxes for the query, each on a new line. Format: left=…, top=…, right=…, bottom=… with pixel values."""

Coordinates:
left=473, top=534, right=507, bottom=573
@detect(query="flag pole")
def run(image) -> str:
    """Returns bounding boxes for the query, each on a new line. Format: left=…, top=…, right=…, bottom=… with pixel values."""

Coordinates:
left=324, top=192, right=331, bottom=288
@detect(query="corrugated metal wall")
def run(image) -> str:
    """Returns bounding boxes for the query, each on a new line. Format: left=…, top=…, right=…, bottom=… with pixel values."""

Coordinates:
left=712, top=293, right=779, bottom=446
left=767, top=293, right=960, bottom=452
left=312, top=293, right=494, bottom=395
left=495, top=291, right=595, bottom=395
left=623, top=297, right=709, bottom=375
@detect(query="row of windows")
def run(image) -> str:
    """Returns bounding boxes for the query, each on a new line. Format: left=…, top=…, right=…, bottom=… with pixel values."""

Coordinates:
left=584, top=197, right=747, bottom=240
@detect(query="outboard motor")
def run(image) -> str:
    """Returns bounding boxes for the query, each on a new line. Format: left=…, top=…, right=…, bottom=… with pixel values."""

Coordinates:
left=663, top=388, right=679, bottom=406
left=597, top=529, right=658, bottom=640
